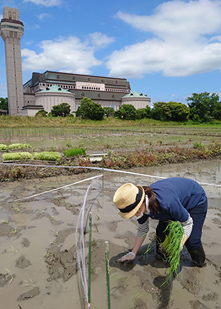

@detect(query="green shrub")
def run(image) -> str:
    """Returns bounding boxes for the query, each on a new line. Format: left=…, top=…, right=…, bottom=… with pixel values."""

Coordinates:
left=8, top=143, right=32, bottom=150
left=2, top=152, right=33, bottom=161
left=35, top=109, right=48, bottom=117
left=193, top=141, right=204, bottom=149
left=63, top=148, right=86, bottom=157
left=0, top=144, right=8, bottom=151
left=33, top=151, right=61, bottom=161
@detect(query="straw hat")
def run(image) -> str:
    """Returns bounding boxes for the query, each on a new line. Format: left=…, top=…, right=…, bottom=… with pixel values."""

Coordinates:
left=113, top=183, right=145, bottom=219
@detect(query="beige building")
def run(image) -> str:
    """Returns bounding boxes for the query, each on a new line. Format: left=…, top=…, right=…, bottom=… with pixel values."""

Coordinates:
left=23, top=70, right=132, bottom=114
left=122, top=91, right=151, bottom=109
left=35, top=85, right=75, bottom=113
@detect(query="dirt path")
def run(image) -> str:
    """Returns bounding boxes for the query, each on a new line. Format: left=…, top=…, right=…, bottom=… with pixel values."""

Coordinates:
left=0, top=159, right=220, bottom=309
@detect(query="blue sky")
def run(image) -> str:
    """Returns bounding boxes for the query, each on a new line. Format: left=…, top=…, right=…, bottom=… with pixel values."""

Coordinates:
left=1, top=0, right=221, bottom=105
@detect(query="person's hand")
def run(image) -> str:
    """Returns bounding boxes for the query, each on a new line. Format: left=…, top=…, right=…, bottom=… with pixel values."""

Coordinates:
left=117, top=252, right=135, bottom=262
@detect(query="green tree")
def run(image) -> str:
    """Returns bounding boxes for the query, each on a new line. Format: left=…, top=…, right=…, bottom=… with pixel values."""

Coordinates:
left=151, top=101, right=189, bottom=122
left=114, top=104, right=137, bottom=120
left=167, top=101, right=189, bottom=121
left=104, top=107, right=114, bottom=118
left=76, top=97, right=104, bottom=120
left=212, top=101, right=221, bottom=120
left=0, top=97, right=8, bottom=112
left=187, top=92, right=220, bottom=122
left=51, top=103, right=71, bottom=117
left=136, top=108, right=148, bottom=119
left=145, top=105, right=152, bottom=118
left=151, top=103, right=167, bottom=121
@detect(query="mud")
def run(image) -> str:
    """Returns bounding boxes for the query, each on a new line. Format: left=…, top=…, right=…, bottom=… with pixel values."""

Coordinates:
left=0, top=159, right=221, bottom=309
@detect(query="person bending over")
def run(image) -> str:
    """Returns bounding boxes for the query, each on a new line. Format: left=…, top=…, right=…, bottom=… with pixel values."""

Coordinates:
left=113, top=177, right=207, bottom=267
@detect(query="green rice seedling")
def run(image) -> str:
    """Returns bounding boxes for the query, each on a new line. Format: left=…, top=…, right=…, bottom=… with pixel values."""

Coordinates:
left=2, top=152, right=33, bottom=161
left=33, top=151, right=60, bottom=161
left=0, top=144, right=7, bottom=151
left=131, top=293, right=143, bottom=305
left=5, top=268, right=14, bottom=285
left=21, top=274, right=36, bottom=287
left=8, top=143, right=32, bottom=150
left=161, top=221, right=184, bottom=282
left=63, top=147, right=86, bottom=157
left=11, top=228, right=17, bottom=235
left=51, top=229, right=58, bottom=235
left=9, top=245, right=17, bottom=254
left=143, top=238, right=156, bottom=260
left=13, top=206, right=20, bottom=212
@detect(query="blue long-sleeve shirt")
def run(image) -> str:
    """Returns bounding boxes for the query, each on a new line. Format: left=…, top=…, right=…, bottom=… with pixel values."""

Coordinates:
left=149, top=177, right=207, bottom=222
left=136, top=177, right=207, bottom=238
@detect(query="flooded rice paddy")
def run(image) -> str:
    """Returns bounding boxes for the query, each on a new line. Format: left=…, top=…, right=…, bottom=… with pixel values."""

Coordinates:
left=0, top=159, right=221, bottom=309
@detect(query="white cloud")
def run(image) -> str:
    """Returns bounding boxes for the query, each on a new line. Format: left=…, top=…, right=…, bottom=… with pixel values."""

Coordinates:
left=107, top=0, right=221, bottom=78
left=87, top=32, right=115, bottom=49
left=23, top=0, right=63, bottom=7
left=37, top=13, right=52, bottom=20
left=21, top=34, right=113, bottom=74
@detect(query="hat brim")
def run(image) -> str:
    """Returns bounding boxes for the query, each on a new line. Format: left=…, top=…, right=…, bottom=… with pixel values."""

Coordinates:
left=119, top=186, right=145, bottom=219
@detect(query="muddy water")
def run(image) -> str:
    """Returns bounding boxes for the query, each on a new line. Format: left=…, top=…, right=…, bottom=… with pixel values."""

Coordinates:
left=0, top=159, right=221, bottom=309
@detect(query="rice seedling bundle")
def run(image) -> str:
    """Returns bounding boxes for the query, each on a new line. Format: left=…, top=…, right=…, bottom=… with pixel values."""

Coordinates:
left=63, top=148, right=86, bottom=157
left=0, top=144, right=7, bottom=151
left=33, top=152, right=60, bottom=161
left=2, top=152, right=33, bottom=161
left=8, top=143, right=32, bottom=150
left=162, top=220, right=184, bottom=282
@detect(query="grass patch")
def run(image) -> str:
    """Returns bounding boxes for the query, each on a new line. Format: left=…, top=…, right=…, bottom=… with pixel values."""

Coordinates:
left=63, top=148, right=86, bottom=157
left=1, top=115, right=221, bottom=129
left=2, top=152, right=33, bottom=161
left=33, top=151, right=60, bottom=161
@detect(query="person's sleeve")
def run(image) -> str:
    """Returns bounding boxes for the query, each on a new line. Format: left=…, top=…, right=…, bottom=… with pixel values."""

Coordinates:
left=180, top=214, right=193, bottom=237
left=136, top=217, right=149, bottom=238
